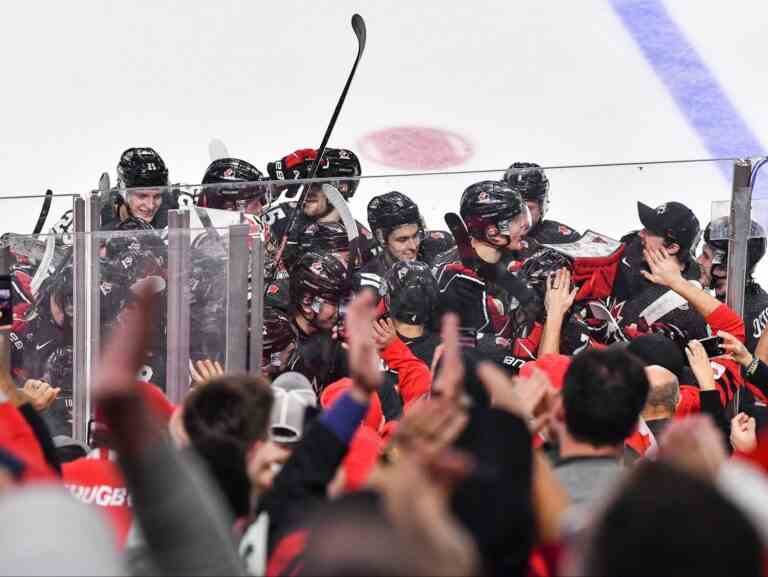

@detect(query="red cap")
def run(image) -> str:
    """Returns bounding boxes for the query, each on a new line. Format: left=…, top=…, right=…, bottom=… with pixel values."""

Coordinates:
left=321, top=378, right=384, bottom=433
left=519, top=354, right=571, bottom=390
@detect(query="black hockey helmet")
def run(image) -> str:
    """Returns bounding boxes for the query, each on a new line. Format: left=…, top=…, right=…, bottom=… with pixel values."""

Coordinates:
left=262, top=306, right=298, bottom=367
left=383, top=261, right=438, bottom=325
left=367, top=191, right=423, bottom=244
left=316, top=148, right=361, bottom=199
left=503, top=162, right=550, bottom=216
left=117, top=147, right=169, bottom=191
left=289, top=252, right=351, bottom=307
left=520, top=248, right=574, bottom=298
left=703, top=217, right=767, bottom=278
left=200, top=157, right=268, bottom=210
left=298, top=221, right=350, bottom=255
left=460, top=180, right=527, bottom=241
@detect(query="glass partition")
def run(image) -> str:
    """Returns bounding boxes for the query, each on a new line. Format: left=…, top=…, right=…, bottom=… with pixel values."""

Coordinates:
left=1, top=158, right=761, bottom=438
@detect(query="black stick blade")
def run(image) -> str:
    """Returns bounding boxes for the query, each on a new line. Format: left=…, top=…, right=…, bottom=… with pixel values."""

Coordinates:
left=352, top=14, right=366, bottom=52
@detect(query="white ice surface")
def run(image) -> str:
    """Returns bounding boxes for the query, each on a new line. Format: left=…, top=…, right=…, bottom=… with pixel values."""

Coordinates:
left=0, top=0, right=766, bottom=279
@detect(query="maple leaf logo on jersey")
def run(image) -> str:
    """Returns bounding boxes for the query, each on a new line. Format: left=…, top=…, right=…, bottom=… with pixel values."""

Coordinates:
left=507, top=260, right=523, bottom=273
left=310, top=261, right=324, bottom=274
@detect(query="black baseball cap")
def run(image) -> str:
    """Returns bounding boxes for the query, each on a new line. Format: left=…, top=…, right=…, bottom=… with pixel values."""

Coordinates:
left=627, top=333, right=685, bottom=378
left=637, top=201, right=701, bottom=252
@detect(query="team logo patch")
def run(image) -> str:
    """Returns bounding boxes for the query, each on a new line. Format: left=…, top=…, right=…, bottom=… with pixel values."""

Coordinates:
left=267, top=284, right=280, bottom=295
left=656, top=204, right=667, bottom=215
left=224, top=168, right=235, bottom=178
left=558, top=225, right=572, bottom=235
left=507, top=260, right=523, bottom=273
left=310, top=261, right=324, bottom=274
left=478, top=191, right=490, bottom=202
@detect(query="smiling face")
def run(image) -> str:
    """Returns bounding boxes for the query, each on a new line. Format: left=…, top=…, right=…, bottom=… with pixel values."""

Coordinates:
left=697, top=244, right=727, bottom=296
left=386, top=223, right=422, bottom=262
left=492, top=210, right=531, bottom=252
left=303, top=184, right=331, bottom=219
left=126, top=188, right=163, bottom=223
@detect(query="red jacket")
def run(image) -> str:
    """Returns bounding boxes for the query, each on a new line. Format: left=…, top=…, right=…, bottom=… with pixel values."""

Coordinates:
left=62, top=450, right=133, bottom=549
left=705, top=304, right=746, bottom=406
left=0, top=401, right=57, bottom=482
left=379, top=337, right=432, bottom=409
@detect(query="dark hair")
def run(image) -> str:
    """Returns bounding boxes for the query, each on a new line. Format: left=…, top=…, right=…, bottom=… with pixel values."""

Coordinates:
left=584, top=461, right=762, bottom=576
left=182, top=374, right=273, bottom=517
left=562, top=349, right=649, bottom=447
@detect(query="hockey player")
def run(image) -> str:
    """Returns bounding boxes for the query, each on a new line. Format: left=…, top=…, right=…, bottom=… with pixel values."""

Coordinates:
left=264, top=147, right=376, bottom=270
left=198, top=157, right=269, bottom=215
left=699, top=218, right=768, bottom=351
left=433, top=181, right=541, bottom=360
left=612, top=201, right=707, bottom=341
left=382, top=260, right=441, bottom=365
left=503, top=162, right=580, bottom=245
left=261, top=306, right=298, bottom=378
left=266, top=221, right=352, bottom=313
left=111, top=147, right=171, bottom=229
left=357, top=191, right=454, bottom=296
left=287, top=252, right=351, bottom=393
left=377, top=260, right=440, bottom=419
left=8, top=264, right=74, bottom=435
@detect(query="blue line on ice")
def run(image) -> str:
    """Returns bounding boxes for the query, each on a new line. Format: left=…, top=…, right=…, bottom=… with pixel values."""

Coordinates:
left=609, top=0, right=767, bottom=196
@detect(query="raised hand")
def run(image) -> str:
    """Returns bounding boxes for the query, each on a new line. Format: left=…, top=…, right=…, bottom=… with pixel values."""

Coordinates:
left=93, top=287, right=155, bottom=402
left=389, top=398, right=469, bottom=465
left=345, top=291, right=383, bottom=394
left=718, top=330, right=753, bottom=368
left=20, top=379, right=60, bottom=412
left=477, top=362, right=554, bottom=433
left=640, top=247, right=684, bottom=288
left=685, top=340, right=717, bottom=391
left=730, top=412, right=757, bottom=453
left=372, top=317, right=398, bottom=351
left=544, top=268, right=578, bottom=319
left=190, top=359, right=224, bottom=388
left=431, top=313, right=465, bottom=403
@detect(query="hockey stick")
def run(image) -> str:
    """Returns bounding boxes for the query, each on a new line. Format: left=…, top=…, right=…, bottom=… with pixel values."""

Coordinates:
left=32, top=189, right=53, bottom=235
left=322, top=183, right=362, bottom=269
left=444, top=213, right=477, bottom=271
left=268, top=14, right=367, bottom=289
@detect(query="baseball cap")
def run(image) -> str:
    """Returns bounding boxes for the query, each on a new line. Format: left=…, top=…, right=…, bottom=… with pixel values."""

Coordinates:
left=637, top=201, right=701, bottom=252
left=272, top=371, right=316, bottom=402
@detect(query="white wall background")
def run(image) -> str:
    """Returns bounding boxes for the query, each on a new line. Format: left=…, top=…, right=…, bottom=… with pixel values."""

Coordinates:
left=1, top=0, right=766, bottom=276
